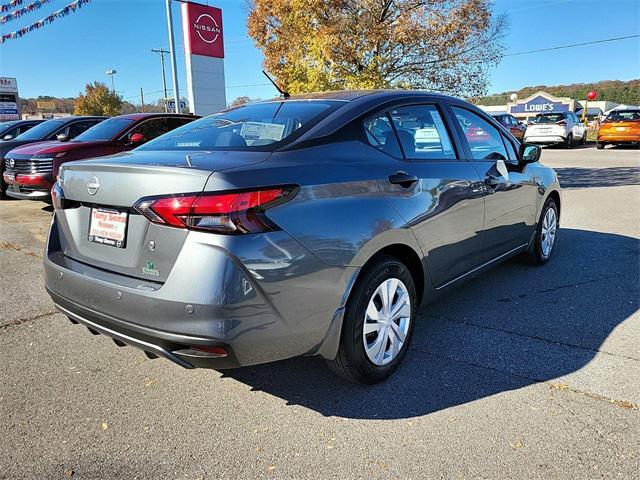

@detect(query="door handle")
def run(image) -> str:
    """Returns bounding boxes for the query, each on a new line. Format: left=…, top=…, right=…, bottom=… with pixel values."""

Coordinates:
left=388, top=171, right=418, bottom=187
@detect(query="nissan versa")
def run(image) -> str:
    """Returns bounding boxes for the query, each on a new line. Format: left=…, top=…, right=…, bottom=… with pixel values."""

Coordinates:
left=44, top=91, right=561, bottom=384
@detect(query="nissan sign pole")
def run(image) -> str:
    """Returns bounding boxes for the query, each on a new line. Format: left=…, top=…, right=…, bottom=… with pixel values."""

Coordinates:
left=165, top=0, right=181, bottom=114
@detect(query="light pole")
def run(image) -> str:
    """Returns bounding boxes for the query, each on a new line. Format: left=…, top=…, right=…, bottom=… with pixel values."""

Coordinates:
left=165, top=0, right=180, bottom=113
left=151, top=48, right=170, bottom=113
left=106, top=69, right=117, bottom=93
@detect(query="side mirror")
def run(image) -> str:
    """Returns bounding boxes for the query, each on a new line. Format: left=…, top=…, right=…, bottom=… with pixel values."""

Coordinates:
left=56, top=133, right=70, bottom=142
left=519, top=143, right=541, bottom=164
left=2, top=134, right=14, bottom=141
left=129, top=133, right=146, bottom=144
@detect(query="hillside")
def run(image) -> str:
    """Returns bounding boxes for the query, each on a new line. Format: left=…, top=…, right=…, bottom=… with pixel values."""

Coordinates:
left=474, top=79, right=640, bottom=105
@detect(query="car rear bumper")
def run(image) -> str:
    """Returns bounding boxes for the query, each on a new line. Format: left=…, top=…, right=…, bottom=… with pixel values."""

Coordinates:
left=43, top=213, right=355, bottom=369
left=597, top=133, right=640, bottom=143
left=523, top=135, right=566, bottom=144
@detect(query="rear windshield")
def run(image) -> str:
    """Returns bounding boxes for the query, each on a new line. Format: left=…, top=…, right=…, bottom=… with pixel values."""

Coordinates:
left=532, top=113, right=566, bottom=124
left=138, top=100, right=344, bottom=151
left=14, top=119, right=65, bottom=141
left=73, top=118, right=135, bottom=141
left=605, top=110, right=640, bottom=122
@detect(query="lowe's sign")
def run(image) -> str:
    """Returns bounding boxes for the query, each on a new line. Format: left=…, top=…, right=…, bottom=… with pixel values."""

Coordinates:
left=510, top=95, right=571, bottom=114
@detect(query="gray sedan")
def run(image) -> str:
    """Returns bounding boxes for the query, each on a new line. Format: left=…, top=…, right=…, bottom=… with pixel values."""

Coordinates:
left=44, top=91, right=561, bottom=383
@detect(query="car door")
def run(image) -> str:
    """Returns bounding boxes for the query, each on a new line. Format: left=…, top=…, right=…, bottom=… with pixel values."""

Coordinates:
left=449, top=105, right=537, bottom=263
left=370, top=102, right=486, bottom=288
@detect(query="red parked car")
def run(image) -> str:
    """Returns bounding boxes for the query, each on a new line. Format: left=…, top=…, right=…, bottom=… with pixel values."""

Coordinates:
left=4, top=113, right=197, bottom=201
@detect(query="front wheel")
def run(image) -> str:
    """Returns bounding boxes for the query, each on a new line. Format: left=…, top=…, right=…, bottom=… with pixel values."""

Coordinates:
left=526, top=198, right=558, bottom=265
left=327, top=256, right=417, bottom=384
left=580, top=132, right=587, bottom=145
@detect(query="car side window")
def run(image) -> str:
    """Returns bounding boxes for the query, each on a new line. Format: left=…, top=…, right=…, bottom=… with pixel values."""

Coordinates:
left=128, top=118, right=171, bottom=142
left=67, top=121, right=102, bottom=139
left=166, top=117, right=193, bottom=131
left=363, top=114, right=402, bottom=157
left=387, top=105, right=456, bottom=161
left=452, top=107, right=508, bottom=161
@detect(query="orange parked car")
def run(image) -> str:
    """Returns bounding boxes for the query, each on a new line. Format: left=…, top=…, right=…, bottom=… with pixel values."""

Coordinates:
left=597, top=109, right=640, bottom=149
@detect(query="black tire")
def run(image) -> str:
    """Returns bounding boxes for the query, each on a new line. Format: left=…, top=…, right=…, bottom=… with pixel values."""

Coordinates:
left=525, top=198, right=558, bottom=265
left=0, top=161, right=7, bottom=200
left=596, top=142, right=605, bottom=150
left=580, top=132, right=587, bottom=145
left=327, top=255, right=417, bottom=384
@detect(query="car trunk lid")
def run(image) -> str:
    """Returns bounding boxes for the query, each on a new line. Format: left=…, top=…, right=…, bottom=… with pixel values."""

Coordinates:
left=55, top=149, right=271, bottom=282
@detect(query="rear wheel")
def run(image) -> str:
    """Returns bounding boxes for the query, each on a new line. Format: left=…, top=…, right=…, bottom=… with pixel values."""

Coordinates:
left=580, top=132, right=587, bottom=145
left=327, top=256, right=417, bottom=384
left=596, top=142, right=605, bottom=149
left=526, top=198, right=558, bottom=265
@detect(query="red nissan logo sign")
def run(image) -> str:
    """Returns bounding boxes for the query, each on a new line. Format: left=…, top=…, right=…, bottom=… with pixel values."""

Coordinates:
left=181, top=3, right=224, bottom=58
left=193, top=13, right=221, bottom=44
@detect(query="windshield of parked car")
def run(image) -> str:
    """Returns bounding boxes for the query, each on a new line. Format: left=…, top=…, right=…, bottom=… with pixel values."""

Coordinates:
left=73, top=118, right=135, bottom=142
left=605, top=110, right=640, bottom=122
left=14, top=119, right=65, bottom=141
left=532, top=113, right=566, bottom=124
left=138, top=100, right=344, bottom=151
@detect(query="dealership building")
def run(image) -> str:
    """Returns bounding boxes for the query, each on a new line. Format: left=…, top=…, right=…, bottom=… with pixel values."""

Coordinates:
left=478, top=90, right=621, bottom=121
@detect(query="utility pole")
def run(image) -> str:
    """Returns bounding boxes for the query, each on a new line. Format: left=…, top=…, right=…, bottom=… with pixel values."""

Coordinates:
left=140, top=88, right=145, bottom=113
left=151, top=48, right=170, bottom=113
left=165, top=0, right=180, bottom=114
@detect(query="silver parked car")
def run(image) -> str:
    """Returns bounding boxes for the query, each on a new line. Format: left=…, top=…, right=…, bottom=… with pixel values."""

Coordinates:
left=44, top=91, right=561, bottom=384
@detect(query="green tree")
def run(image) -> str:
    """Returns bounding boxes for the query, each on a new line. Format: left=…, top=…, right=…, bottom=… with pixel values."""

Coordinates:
left=74, top=82, right=123, bottom=116
left=247, top=0, right=507, bottom=97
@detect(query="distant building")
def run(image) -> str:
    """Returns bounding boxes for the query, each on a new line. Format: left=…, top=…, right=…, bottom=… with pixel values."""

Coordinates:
left=478, top=90, right=620, bottom=122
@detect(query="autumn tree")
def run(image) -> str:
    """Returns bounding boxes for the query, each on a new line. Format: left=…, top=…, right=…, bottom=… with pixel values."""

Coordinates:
left=74, top=82, right=123, bottom=116
left=247, top=0, right=507, bottom=97
left=228, top=96, right=261, bottom=107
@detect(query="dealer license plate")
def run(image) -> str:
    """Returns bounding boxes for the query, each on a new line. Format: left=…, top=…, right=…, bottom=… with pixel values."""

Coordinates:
left=88, top=208, right=128, bottom=248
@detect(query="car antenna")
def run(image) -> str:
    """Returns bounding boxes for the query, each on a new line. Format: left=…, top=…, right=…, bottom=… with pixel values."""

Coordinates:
left=262, top=70, right=290, bottom=99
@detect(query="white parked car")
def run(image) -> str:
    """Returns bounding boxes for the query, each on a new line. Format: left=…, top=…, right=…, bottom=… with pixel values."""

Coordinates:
left=524, top=112, right=587, bottom=148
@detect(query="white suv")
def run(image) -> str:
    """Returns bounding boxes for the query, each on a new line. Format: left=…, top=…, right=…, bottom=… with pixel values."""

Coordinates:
left=524, top=112, right=586, bottom=148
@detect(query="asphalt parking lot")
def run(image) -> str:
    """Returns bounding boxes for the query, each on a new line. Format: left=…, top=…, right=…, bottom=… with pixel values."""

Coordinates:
left=1, top=145, right=638, bottom=479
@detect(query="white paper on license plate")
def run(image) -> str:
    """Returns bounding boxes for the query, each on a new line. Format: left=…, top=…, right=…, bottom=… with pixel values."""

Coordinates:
left=88, top=208, right=128, bottom=248
left=5, top=173, right=15, bottom=182
left=616, top=126, right=626, bottom=131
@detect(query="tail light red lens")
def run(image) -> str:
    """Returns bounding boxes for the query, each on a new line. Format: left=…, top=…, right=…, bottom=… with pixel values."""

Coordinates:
left=134, top=186, right=296, bottom=234
left=556, top=120, right=567, bottom=126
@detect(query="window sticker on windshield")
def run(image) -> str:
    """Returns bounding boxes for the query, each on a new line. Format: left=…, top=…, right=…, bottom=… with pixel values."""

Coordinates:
left=240, top=122, right=285, bottom=142
left=430, top=110, right=454, bottom=154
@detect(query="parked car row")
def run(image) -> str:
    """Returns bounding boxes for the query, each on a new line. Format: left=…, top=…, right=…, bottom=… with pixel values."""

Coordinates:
left=490, top=109, right=640, bottom=150
left=0, top=113, right=198, bottom=200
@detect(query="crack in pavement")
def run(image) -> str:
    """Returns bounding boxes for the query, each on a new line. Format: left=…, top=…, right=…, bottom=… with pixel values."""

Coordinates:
left=424, top=314, right=640, bottom=363
left=416, top=348, right=639, bottom=411
left=0, top=311, right=58, bottom=332
left=495, top=274, right=623, bottom=302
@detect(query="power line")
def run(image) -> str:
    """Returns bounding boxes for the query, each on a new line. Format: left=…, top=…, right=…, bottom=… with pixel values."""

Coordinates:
left=504, top=34, right=640, bottom=57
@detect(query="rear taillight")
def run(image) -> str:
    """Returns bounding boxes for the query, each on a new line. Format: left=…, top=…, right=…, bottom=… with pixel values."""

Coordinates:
left=556, top=120, right=567, bottom=126
left=134, top=186, right=296, bottom=234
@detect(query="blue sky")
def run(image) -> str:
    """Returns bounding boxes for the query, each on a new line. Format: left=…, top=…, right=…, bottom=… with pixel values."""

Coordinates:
left=0, top=0, right=638, bottom=104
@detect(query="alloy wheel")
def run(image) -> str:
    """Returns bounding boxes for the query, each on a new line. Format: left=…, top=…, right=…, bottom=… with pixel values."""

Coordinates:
left=362, top=278, right=412, bottom=366
left=541, top=207, right=557, bottom=257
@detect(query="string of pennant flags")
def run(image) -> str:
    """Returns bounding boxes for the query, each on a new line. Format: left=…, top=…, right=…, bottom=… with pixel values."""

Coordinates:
left=0, top=0, right=90, bottom=43
left=1, top=0, right=23, bottom=13
left=1, top=0, right=54, bottom=24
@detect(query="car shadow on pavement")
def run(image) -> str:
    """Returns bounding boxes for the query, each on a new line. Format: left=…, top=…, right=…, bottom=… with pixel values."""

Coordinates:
left=556, top=166, right=640, bottom=188
left=221, top=228, right=639, bottom=419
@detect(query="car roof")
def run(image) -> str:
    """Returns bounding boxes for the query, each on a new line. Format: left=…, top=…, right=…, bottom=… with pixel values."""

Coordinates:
left=256, top=89, right=457, bottom=104
left=114, top=113, right=198, bottom=121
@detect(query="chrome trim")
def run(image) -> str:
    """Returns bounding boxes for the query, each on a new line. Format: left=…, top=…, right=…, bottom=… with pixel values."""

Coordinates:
left=54, top=303, right=195, bottom=369
left=436, top=243, right=528, bottom=291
